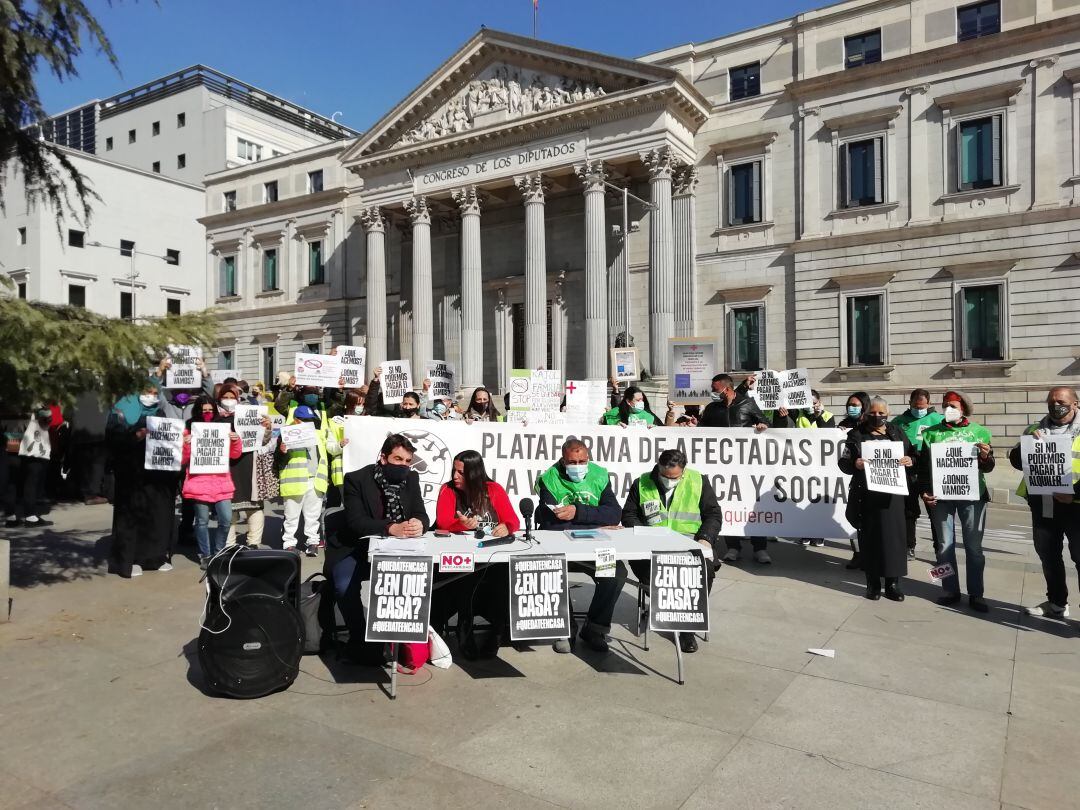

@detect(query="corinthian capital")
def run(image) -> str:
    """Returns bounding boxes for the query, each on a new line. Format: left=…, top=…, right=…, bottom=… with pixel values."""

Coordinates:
left=673, top=165, right=699, bottom=196
left=574, top=160, right=608, bottom=193
left=640, top=147, right=678, bottom=181
left=359, top=206, right=386, bottom=233
left=452, top=186, right=482, bottom=216
left=514, top=172, right=549, bottom=204
left=404, top=196, right=430, bottom=226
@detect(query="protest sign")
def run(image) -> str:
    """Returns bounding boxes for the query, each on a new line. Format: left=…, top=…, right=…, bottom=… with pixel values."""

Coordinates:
left=259, top=413, right=286, bottom=455
left=669, top=337, right=718, bottom=404
left=929, top=563, right=955, bottom=583
left=144, top=416, right=184, bottom=471
left=189, top=422, right=230, bottom=474
left=425, top=360, right=456, bottom=402
left=280, top=422, right=317, bottom=450
left=779, top=368, right=812, bottom=409
left=294, top=353, right=341, bottom=388
left=508, top=368, right=562, bottom=413
left=344, top=419, right=856, bottom=539
left=751, top=370, right=782, bottom=411
left=508, top=554, right=571, bottom=641
left=379, top=360, right=413, bottom=404
left=234, top=404, right=268, bottom=453
left=610, top=347, right=639, bottom=382
left=595, top=548, right=616, bottom=578
left=564, top=379, right=608, bottom=425
left=364, top=555, right=434, bottom=643
left=864, top=440, right=908, bottom=495
left=210, top=369, right=241, bottom=384
left=439, top=552, right=475, bottom=573
left=165, top=345, right=202, bottom=389
left=649, top=550, right=710, bottom=633
left=930, top=442, right=980, bottom=500
left=337, top=345, right=367, bottom=388
left=1020, top=434, right=1074, bottom=494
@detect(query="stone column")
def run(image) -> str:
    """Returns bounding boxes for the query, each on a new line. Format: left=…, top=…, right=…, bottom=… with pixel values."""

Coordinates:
left=452, top=186, right=483, bottom=388
left=672, top=165, right=698, bottom=338
left=641, top=148, right=677, bottom=377
left=360, top=207, right=388, bottom=372
left=575, top=160, right=609, bottom=379
left=515, top=172, right=549, bottom=369
left=405, top=196, right=433, bottom=374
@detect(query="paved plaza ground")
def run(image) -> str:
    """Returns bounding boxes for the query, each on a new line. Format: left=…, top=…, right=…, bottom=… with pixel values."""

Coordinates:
left=0, top=500, right=1077, bottom=810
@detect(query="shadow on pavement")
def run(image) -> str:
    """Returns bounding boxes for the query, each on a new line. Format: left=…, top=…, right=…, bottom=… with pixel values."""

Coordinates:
left=7, top=528, right=107, bottom=588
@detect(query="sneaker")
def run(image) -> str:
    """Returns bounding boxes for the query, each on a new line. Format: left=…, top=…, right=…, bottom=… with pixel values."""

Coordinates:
left=152, top=562, right=174, bottom=573
left=552, top=638, right=572, bottom=654
left=304, top=545, right=319, bottom=557
left=130, top=565, right=143, bottom=577
left=199, top=556, right=210, bottom=571
left=799, top=538, right=811, bottom=547
left=282, top=542, right=298, bottom=552
left=722, top=549, right=740, bottom=563
left=27, top=516, right=53, bottom=527
left=1024, top=601, right=1069, bottom=618
left=811, top=539, right=825, bottom=547
left=754, top=550, right=772, bottom=565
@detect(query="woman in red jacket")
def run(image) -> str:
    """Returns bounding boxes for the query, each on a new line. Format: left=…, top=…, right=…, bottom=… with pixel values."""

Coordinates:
left=182, top=395, right=243, bottom=569
left=434, top=450, right=519, bottom=658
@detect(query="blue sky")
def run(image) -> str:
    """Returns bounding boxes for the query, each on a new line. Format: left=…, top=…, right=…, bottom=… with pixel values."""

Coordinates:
left=36, top=0, right=813, bottom=130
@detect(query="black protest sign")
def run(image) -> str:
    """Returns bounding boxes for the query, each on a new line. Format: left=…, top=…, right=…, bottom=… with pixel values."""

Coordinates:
left=649, top=550, right=709, bottom=633
left=508, top=554, right=571, bottom=641
left=365, top=555, right=434, bottom=643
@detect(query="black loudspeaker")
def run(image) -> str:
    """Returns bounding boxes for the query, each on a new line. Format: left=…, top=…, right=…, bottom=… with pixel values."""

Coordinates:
left=198, top=548, right=305, bottom=699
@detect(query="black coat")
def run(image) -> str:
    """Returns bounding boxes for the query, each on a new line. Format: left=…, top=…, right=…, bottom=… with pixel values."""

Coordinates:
left=699, top=393, right=765, bottom=428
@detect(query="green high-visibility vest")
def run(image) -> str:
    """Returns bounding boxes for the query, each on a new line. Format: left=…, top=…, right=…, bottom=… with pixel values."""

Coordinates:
left=537, top=462, right=609, bottom=506
left=795, top=410, right=834, bottom=429
left=1016, top=423, right=1080, bottom=502
left=636, top=468, right=703, bottom=537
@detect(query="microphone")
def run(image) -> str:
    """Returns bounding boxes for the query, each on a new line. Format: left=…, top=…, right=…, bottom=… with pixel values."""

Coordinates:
left=519, top=497, right=535, bottom=542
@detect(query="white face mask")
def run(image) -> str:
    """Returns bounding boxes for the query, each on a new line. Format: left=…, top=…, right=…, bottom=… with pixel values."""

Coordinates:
left=139, top=394, right=159, bottom=408
left=659, top=475, right=681, bottom=491
left=944, top=405, right=962, bottom=424
left=219, top=398, right=237, bottom=413
left=631, top=401, right=645, bottom=412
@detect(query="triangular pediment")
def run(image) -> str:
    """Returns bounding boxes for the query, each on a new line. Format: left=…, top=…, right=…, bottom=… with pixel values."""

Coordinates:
left=342, top=29, right=680, bottom=162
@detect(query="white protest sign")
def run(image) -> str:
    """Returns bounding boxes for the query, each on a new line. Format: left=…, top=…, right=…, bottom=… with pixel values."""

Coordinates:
left=280, top=422, right=317, bottom=450
left=929, top=562, right=955, bottom=583
left=379, top=360, right=413, bottom=405
left=1020, top=434, right=1074, bottom=494
left=930, top=442, right=980, bottom=500
left=337, top=345, right=367, bottom=388
left=294, top=353, right=341, bottom=388
left=425, top=360, right=456, bottom=402
left=610, top=347, right=639, bottom=383
left=144, top=416, right=184, bottom=471
left=779, top=368, right=813, bottom=409
left=344, top=419, right=856, bottom=539
left=594, top=547, right=616, bottom=578
left=210, top=369, right=240, bottom=384
left=189, top=422, right=230, bottom=474
left=752, top=370, right=782, bottom=411
left=234, top=404, right=267, bottom=453
left=669, top=337, right=718, bottom=404
left=439, top=551, right=475, bottom=573
left=564, top=379, right=608, bottom=425
left=864, top=440, right=908, bottom=495
left=259, top=413, right=286, bottom=455
left=165, top=345, right=202, bottom=389
left=508, top=368, right=562, bottom=414
left=505, top=409, right=566, bottom=426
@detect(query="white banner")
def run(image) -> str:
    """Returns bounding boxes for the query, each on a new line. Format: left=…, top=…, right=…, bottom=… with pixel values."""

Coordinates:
left=380, top=360, right=413, bottom=405
left=930, top=442, right=979, bottom=500
left=1020, top=434, right=1074, bottom=494
left=864, top=440, right=907, bottom=495
left=669, top=337, right=717, bottom=404
left=425, top=360, right=456, bottom=402
left=337, top=345, right=367, bottom=388
left=294, top=353, right=341, bottom=388
left=144, top=416, right=184, bottom=471
left=189, top=422, right=230, bottom=474
left=210, top=369, right=241, bottom=384
left=165, top=345, right=202, bottom=389
left=343, top=418, right=855, bottom=539
left=234, top=404, right=268, bottom=453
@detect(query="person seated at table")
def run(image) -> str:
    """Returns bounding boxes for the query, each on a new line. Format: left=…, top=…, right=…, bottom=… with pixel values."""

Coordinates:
left=620, top=448, right=722, bottom=654
left=435, top=450, right=520, bottom=658
left=535, top=438, right=626, bottom=653
left=330, top=433, right=429, bottom=667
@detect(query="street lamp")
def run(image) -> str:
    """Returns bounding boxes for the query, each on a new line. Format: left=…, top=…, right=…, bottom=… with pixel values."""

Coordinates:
left=87, top=241, right=168, bottom=321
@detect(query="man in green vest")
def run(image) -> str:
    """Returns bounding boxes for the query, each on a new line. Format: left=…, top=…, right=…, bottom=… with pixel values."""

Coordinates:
left=621, top=448, right=722, bottom=653
left=1009, top=386, right=1080, bottom=619
left=536, top=438, right=625, bottom=654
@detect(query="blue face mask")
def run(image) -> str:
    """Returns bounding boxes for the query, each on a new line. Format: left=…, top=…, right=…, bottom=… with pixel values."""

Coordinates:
left=565, top=463, right=588, bottom=483
left=302, top=393, right=319, bottom=408
left=911, top=407, right=928, bottom=419
left=434, top=402, right=447, bottom=414
left=846, top=405, right=862, bottom=419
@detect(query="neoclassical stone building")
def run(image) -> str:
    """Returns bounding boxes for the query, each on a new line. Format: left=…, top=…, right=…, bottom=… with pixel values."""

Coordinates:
left=201, top=0, right=1080, bottom=438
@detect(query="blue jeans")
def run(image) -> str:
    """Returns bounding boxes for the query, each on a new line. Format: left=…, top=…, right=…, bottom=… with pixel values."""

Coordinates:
left=193, top=500, right=232, bottom=559
left=932, top=500, right=987, bottom=598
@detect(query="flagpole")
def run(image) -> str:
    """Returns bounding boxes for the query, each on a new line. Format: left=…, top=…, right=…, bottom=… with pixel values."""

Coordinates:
left=532, top=0, right=538, bottom=38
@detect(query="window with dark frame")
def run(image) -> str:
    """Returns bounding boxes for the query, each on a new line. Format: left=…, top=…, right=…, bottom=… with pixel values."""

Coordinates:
left=262, top=346, right=276, bottom=384
left=308, top=241, right=324, bottom=285
left=957, top=115, right=1002, bottom=191
left=177, top=154, right=186, bottom=169
left=17, top=227, right=26, bottom=245
left=67, top=229, right=84, bottom=248
left=847, top=295, right=884, bottom=366
left=840, top=137, right=884, bottom=208
left=105, top=136, right=113, bottom=151
left=219, top=350, right=234, bottom=369
left=727, top=161, right=762, bottom=226
left=961, top=284, right=1004, bottom=360
left=957, top=0, right=1000, bottom=42
left=120, top=239, right=135, bottom=257
left=729, top=306, right=763, bottom=371
left=264, top=181, right=278, bottom=203
left=223, top=190, right=237, bottom=212
left=152, top=121, right=160, bottom=136
left=120, top=291, right=133, bottom=320
left=177, top=112, right=186, bottom=128
left=68, top=284, right=86, bottom=308
left=166, top=249, right=180, bottom=265
left=152, top=161, right=161, bottom=173
left=844, top=29, right=882, bottom=69
left=17, top=282, right=26, bottom=299
left=305, top=342, right=322, bottom=355
left=263, top=248, right=278, bottom=291
left=221, top=255, right=237, bottom=297
left=128, top=129, right=136, bottom=144
left=729, top=62, right=761, bottom=101
left=167, top=298, right=181, bottom=316
left=308, top=170, right=324, bottom=193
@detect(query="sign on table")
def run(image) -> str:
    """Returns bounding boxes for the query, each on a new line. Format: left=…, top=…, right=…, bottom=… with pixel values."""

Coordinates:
left=364, top=555, right=434, bottom=644
left=564, top=379, right=608, bottom=425
left=752, top=370, right=782, bottom=411
left=508, top=554, right=571, bottom=641
left=337, top=346, right=367, bottom=388
left=189, top=422, right=230, bottom=474
left=425, top=360, right=455, bottom=402
left=1020, top=434, right=1074, bottom=494
left=380, top=360, right=413, bottom=404
left=210, top=369, right=241, bottom=384
left=778, top=368, right=812, bottom=409
left=234, top=404, right=268, bottom=452
left=165, top=345, right=202, bottom=389
left=144, top=416, right=184, bottom=471
left=610, top=347, right=639, bottom=383
left=294, top=353, right=341, bottom=388
left=668, top=337, right=717, bottom=404
left=864, top=440, right=908, bottom=495
left=930, top=442, right=980, bottom=500
left=594, top=547, right=616, bottom=578
left=280, top=422, right=317, bottom=450
left=648, top=550, right=710, bottom=633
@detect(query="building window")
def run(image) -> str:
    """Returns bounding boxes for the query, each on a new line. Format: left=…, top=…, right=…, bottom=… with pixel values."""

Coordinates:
left=220, top=255, right=237, bottom=297
left=308, top=170, right=324, bottom=193
left=846, top=294, right=884, bottom=366
left=958, top=0, right=1000, bottom=42
left=840, top=137, right=884, bottom=208
left=17, top=227, right=26, bottom=244
left=219, top=350, right=234, bottom=369
left=844, top=30, right=881, bottom=69
left=177, top=153, right=186, bottom=169
left=120, top=239, right=135, bottom=257
left=726, top=161, right=762, bottom=226
left=304, top=342, right=321, bottom=355
left=177, top=112, right=186, bottom=128
left=263, top=248, right=278, bottom=291
left=152, top=121, right=160, bottom=136
left=68, top=284, right=86, bottom=308
left=264, top=181, right=278, bottom=203
left=120, top=291, right=133, bottom=320
left=128, top=129, right=136, bottom=144
left=165, top=248, right=180, bottom=265
left=152, top=161, right=161, bottom=173
left=237, top=138, right=262, bottom=161
left=167, top=297, right=181, bottom=316
left=223, top=190, right=237, bottom=212
left=957, top=115, right=1002, bottom=191
left=262, top=346, right=276, bottom=384
left=960, top=283, right=1004, bottom=360
left=105, top=136, right=113, bottom=151
left=727, top=305, right=764, bottom=371
left=308, top=241, right=324, bottom=285
left=67, top=229, right=84, bottom=248
left=17, top=282, right=26, bottom=299
left=729, top=62, right=760, bottom=101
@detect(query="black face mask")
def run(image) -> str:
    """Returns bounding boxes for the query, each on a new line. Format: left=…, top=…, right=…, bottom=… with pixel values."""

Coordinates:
left=400, top=407, right=418, bottom=417
left=867, top=414, right=887, bottom=428
left=381, top=462, right=410, bottom=483
left=1049, top=403, right=1072, bottom=421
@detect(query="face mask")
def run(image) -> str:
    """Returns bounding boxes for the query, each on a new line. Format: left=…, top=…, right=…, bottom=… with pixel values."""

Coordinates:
left=302, top=393, right=319, bottom=407
left=139, top=394, right=159, bottom=408
left=381, top=462, right=410, bottom=483
left=565, top=463, right=588, bottom=483
left=1049, top=403, right=1072, bottom=421
left=911, top=407, right=927, bottom=419
left=352, top=405, right=364, bottom=415
left=173, top=392, right=191, bottom=406
left=867, top=414, right=887, bottom=428
left=631, top=401, right=645, bottom=412
left=434, top=402, right=447, bottom=415
left=200, top=412, right=215, bottom=422
left=711, top=391, right=725, bottom=402
left=944, top=406, right=962, bottom=424
left=846, top=405, right=862, bottom=419
left=400, top=407, right=418, bottom=417
left=219, top=399, right=237, bottom=413
left=659, top=475, right=681, bottom=491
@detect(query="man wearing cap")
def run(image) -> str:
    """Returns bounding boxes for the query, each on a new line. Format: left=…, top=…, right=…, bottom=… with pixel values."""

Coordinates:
left=276, top=404, right=342, bottom=555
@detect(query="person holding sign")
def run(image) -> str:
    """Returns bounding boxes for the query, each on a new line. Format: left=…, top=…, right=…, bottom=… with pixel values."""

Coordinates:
left=219, top=384, right=275, bottom=548
left=420, top=379, right=461, bottom=421
left=892, top=389, right=945, bottom=559
left=276, top=405, right=342, bottom=556
left=918, top=391, right=995, bottom=612
left=181, top=396, right=243, bottom=568
left=462, top=386, right=503, bottom=423
left=1009, top=386, right=1080, bottom=619
left=792, top=390, right=836, bottom=547
left=621, top=448, right=722, bottom=653
left=535, top=438, right=626, bottom=653
left=601, top=386, right=661, bottom=427
left=839, top=398, right=914, bottom=601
